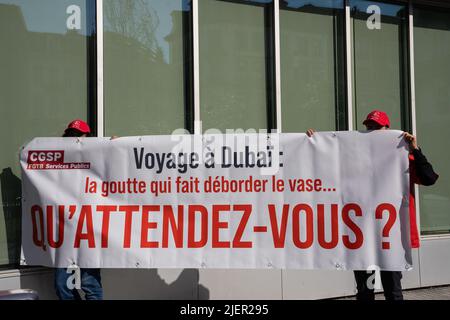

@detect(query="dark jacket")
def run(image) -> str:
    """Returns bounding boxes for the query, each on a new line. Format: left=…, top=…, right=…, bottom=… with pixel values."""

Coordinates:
left=409, top=148, right=439, bottom=248
left=411, top=148, right=439, bottom=186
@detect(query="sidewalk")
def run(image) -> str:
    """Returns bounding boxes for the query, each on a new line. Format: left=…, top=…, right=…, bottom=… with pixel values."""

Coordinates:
left=338, top=285, right=450, bottom=300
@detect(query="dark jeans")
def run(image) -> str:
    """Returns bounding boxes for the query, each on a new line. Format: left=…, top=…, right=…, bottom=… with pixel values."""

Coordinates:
left=354, top=270, right=403, bottom=300
left=54, top=268, right=103, bottom=300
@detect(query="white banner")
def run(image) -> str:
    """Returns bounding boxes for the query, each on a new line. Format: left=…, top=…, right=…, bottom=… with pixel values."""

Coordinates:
left=20, top=131, right=413, bottom=271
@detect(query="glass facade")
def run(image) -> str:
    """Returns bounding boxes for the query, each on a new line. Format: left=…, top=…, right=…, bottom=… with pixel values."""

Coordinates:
left=104, top=0, right=192, bottom=136
left=280, top=0, right=346, bottom=132
left=0, top=0, right=95, bottom=266
left=0, top=0, right=450, bottom=267
left=199, top=0, right=274, bottom=131
left=414, top=7, right=450, bottom=234
left=350, top=0, right=408, bottom=131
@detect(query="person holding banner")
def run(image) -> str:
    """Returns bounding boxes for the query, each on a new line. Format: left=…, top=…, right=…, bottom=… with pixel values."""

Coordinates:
left=54, top=119, right=104, bottom=300
left=307, top=109, right=439, bottom=300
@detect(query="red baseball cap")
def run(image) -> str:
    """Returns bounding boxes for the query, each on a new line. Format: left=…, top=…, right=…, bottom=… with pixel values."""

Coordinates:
left=363, top=110, right=390, bottom=128
left=65, top=119, right=91, bottom=134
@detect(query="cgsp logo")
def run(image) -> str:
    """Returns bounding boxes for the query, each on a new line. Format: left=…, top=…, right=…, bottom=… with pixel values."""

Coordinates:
left=27, top=150, right=90, bottom=170
left=27, top=150, right=65, bottom=164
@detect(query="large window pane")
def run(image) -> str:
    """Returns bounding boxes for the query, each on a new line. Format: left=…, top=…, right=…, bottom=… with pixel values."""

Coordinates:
left=280, top=0, right=346, bottom=133
left=350, top=0, right=408, bottom=130
left=104, top=0, right=191, bottom=136
left=0, top=0, right=93, bottom=266
left=199, top=0, right=273, bottom=131
left=414, top=8, right=450, bottom=234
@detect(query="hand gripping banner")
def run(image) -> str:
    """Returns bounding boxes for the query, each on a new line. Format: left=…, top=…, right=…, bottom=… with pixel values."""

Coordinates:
left=20, top=131, right=413, bottom=270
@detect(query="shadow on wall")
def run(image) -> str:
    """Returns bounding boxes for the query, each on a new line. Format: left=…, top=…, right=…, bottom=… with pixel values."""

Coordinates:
left=18, top=268, right=58, bottom=300
left=101, top=268, right=210, bottom=300
left=18, top=268, right=210, bottom=300
left=0, top=167, right=22, bottom=265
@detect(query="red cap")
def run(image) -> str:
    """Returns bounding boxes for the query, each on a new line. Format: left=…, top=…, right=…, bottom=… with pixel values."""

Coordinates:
left=363, top=110, right=390, bottom=128
left=65, top=119, right=91, bottom=134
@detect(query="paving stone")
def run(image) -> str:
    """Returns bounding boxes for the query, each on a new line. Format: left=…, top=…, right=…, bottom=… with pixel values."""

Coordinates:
left=336, top=285, right=450, bottom=300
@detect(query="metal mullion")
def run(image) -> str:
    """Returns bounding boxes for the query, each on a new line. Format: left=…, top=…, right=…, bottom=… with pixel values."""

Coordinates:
left=345, top=0, right=353, bottom=131
left=193, top=0, right=201, bottom=135
left=407, top=1, right=422, bottom=236
left=274, top=0, right=282, bottom=133
left=96, top=0, right=104, bottom=138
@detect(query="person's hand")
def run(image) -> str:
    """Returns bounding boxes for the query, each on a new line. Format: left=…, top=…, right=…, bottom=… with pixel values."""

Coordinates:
left=306, top=129, right=315, bottom=137
left=403, top=132, right=418, bottom=150
left=110, top=136, right=119, bottom=140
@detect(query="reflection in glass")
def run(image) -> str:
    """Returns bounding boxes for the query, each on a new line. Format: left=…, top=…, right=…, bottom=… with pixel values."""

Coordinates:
left=350, top=0, right=408, bottom=131
left=280, top=0, right=346, bottom=132
left=0, top=0, right=93, bottom=266
left=283, top=0, right=343, bottom=11
left=414, top=8, right=450, bottom=234
left=104, top=0, right=192, bottom=136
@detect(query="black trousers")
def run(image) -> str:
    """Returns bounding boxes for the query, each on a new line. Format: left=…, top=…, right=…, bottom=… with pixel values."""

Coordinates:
left=354, top=271, right=403, bottom=300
